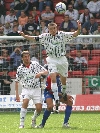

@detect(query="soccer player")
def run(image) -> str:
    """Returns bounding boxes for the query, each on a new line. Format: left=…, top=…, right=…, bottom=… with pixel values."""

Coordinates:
left=37, top=72, right=73, bottom=128
left=19, top=21, right=81, bottom=106
left=15, top=51, right=48, bottom=128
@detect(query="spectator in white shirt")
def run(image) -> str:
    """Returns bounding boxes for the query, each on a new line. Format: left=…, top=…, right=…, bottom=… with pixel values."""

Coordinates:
left=74, top=50, right=87, bottom=71
left=87, top=0, right=99, bottom=18
left=41, top=6, right=55, bottom=26
left=79, top=8, right=93, bottom=25
left=3, top=22, right=12, bottom=35
left=74, top=0, right=88, bottom=10
left=65, top=4, right=79, bottom=29
left=5, top=9, right=17, bottom=25
left=40, top=20, right=48, bottom=34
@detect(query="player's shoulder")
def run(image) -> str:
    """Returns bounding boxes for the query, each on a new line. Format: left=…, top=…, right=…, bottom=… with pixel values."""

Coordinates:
left=17, top=64, right=23, bottom=71
left=31, top=61, right=39, bottom=65
left=39, top=33, right=50, bottom=38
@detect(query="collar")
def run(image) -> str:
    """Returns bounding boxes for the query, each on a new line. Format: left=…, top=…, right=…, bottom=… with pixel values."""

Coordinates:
left=22, top=61, right=32, bottom=68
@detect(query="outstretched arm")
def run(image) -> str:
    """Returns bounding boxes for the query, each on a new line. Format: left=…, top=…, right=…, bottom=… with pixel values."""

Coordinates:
left=18, top=31, right=36, bottom=42
left=73, top=20, right=81, bottom=37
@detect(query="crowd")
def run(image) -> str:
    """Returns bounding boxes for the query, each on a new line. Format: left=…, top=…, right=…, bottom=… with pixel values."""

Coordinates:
left=0, top=0, right=100, bottom=95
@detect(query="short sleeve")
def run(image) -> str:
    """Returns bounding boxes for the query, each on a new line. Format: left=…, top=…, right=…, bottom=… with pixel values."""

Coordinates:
left=39, top=33, right=47, bottom=45
left=15, top=67, right=22, bottom=82
left=35, top=62, right=46, bottom=72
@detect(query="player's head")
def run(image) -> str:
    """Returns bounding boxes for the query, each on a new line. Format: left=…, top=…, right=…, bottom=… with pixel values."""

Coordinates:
left=21, top=51, right=30, bottom=65
left=48, top=22, right=57, bottom=36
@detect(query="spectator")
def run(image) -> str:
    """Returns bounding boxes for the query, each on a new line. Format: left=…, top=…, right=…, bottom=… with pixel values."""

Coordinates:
left=82, top=17, right=98, bottom=34
left=39, top=0, right=52, bottom=12
left=74, top=0, right=88, bottom=10
left=59, top=15, right=74, bottom=32
left=12, top=20, right=22, bottom=31
left=7, top=25, right=21, bottom=36
left=41, top=6, right=55, bottom=26
left=87, top=0, right=98, bottom=18
left=0, top=26, right=7, bottom=46
left=27, top=0, right=39, bottom=11
left=76, top=27, right=93, bottom=50
left=66, top=51, right=74, bottom=71
left=79, top=8, right=93, bottom=25
left=14, top=0, right=29, bottom=18
left=31, top=7, right=40, bottom=25
left=29, top=42, right=39, bottom=58
left=23, top=15, right=38, bottom=35
left=0, top=67, right=13, bottom=95
left=0, top=0, right=6, bottom=25
left=0, top=49, right=10, bottom=71
left=74, top=50, right=87, bottom=72
left=62, top=0, right=72, bottom=10
left=18, top=10, right=28, bottom=27
left=3, top=22, right=12, bottom=35
left=5, top=9, right=17, bottom=25
left=93, top=24, right=100, bottom=49
left=40, top=20, right=48, bottom=33
left=65, top=4, right=79, bottom=29
left=9, top=47, right=22, bottom=70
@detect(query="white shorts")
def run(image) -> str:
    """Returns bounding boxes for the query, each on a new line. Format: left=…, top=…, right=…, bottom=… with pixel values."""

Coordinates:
left=21, top=88, right=42, bottom=104
left=46, top=56, right=68, bottom=77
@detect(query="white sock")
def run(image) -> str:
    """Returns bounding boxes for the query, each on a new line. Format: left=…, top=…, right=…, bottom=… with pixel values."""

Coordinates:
left=51, top=83, right=59, bottom=101
left=32, top=110, right=40, bottom=121
left=20, top=108, right=27, bottom=126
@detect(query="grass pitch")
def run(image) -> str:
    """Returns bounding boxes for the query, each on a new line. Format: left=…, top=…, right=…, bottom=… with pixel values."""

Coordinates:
left=0, top=112, right=100, bottom=133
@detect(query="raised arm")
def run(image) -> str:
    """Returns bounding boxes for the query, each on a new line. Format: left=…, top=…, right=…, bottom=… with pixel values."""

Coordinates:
left=73, top=20, right=81, bottom=37
left=18, top=31, right=36, bottom=42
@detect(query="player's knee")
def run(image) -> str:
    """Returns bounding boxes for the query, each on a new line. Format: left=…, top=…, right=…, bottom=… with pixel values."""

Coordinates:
left=67, top=99, right=73, bottom=106
left=36, top=108, right=42, bottom=113
left=47, top=104, right=53, bottom=111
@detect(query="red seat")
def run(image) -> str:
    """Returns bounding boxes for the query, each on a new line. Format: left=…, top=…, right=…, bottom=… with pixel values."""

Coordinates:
left=95, top=19, right=100, bottom=24
left=81, top=50, right=90, bottom=56
left=71, top=71, right=83, bottom=77
left=84, top=69, right=98, bottom=76
left=91, top=50, right=100, bottom=56
left=88, top=60, right=99, bottom=67
left=70, top=50, right=77, bottom=57
left=54, top=16, right=64, bottom=26
left=78, top=9, right=84, bottom=14
left=5, top=3, right=11, bottom=11
left=8, top=71, right=17, bottom=78
left=92, top=56, right=100, bottom=62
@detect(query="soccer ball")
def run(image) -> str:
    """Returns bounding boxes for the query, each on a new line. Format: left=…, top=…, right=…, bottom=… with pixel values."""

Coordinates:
left=55, top=2, right=66, bottom=14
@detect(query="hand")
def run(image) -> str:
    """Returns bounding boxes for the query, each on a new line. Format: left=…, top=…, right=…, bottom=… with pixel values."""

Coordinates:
left=16, top=95, right=20, bottom=102
left=77, top=20, right=81, bottom=30
left=18, top=31, right=24, bottom=36
left=35, top=73, right=42, bottom=78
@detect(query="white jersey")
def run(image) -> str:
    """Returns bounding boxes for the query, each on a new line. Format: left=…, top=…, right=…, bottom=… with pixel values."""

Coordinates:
left=39, top=31, right=74, bottom=58
left=15, top=61, right=46, bottom=89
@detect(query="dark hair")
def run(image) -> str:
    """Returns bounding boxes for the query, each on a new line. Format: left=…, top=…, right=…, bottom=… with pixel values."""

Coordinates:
left=21, top=51, right=30, bottom=57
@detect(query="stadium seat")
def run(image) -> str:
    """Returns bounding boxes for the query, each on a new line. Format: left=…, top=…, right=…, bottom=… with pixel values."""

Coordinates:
left=92, top=56, right=100, bottom=63
left=71, top=71, right=83, bottom=77
left=84, top=69, right=98, bottom=76
left=54, top=16, right=64, bottom=26
left=0, top=72, right=3, bottom=76
left=81, top=50, right=90, bottom=56
left=8, top=71, right=17, bottom=78
left=70, top=50, right=77, bottom=57
left=4, top=0, right=13, bottom=2
left=78, top=9, right=84, bottom=14
left=5, top=3, right=11, bottom=11
left=95, top=19, right=100, bottom=24
left=88, top=60, right=99, bottom=67
left=91, top=50, right=100, bottom=56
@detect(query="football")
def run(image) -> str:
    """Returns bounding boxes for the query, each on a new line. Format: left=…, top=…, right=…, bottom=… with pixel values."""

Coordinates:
left=55, top=2, right=66, bottom=14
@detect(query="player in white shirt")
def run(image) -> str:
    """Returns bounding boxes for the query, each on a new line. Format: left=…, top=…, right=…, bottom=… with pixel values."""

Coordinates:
left=15, top=51, right=48, bottom=128
left=19, top=21, right=81, bottom=107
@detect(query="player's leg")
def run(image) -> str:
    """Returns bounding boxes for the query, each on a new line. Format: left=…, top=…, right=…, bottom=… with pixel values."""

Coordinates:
left=31, top=88, right=42, bottom=128
left=48, top=63, right=59, bottom=105
left=37, top=91, right=54, bottom=128
left=19, top=98, right=29, bottom=128
left=60, top=94, right=73, bottom=128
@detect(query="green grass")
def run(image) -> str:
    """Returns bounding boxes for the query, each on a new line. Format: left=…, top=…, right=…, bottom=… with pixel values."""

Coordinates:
left=0, top=112, right=100, bottom=133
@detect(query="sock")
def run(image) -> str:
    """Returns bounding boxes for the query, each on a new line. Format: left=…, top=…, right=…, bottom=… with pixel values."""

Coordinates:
left=41, top=109, right=51, bottom=126
left=32, top=110, right=40, bottom=120
left=20, top=108, right=27, bottom=126
left=64, top=105, right=72, bottom=124
left=51, top=83, right=59, bottom=101
left=56, top=105, right=58, bottom=111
